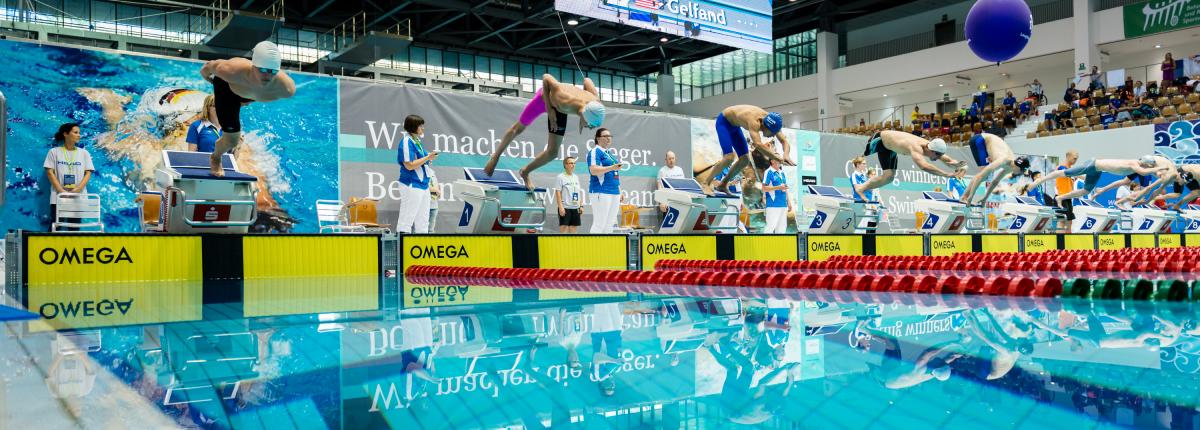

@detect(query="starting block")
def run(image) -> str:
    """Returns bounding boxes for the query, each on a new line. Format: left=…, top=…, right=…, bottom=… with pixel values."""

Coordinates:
left=1125, top=204, right=1176, bottom=233
left=804, top=185, right=875, bottom=234
left=998, top=196, right=1056, bottom=233
left=1180, top=204, right=1200, bottom=233
left=654, top=178, right=741, bottom=233
left=915, top=192, right=968, bottom=233
left=453, top=168, right=546, bottom=234
left=1071, top=198, right=1120, bottom=233
left=154, top=151, right=258, bottom=233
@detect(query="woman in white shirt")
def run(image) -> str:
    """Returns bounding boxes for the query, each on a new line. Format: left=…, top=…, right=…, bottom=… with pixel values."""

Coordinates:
left=43, top=123, right=95, bottom=229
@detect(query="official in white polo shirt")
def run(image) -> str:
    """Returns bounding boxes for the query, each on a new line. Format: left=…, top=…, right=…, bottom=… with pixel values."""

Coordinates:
left=656, top=150, right=685, bottom=215
left=761, top=155, right=791, bottom=233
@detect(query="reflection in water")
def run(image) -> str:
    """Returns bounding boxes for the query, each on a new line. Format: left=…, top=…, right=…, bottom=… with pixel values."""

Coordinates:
left=2, top=283, right=1199, bottom=429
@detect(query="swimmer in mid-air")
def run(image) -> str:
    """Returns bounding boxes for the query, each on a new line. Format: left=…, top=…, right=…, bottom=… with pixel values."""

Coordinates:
left=1026, top=156, right=1168, bottom=204
left=955, top=133, right=1031, bottom=205
left=200, top=41, right=296, bottom=176
left=696, top=105, right=793, bottom=195
left=483, top=74, right=606, bottom=190
left=854, top=130, right=966, bottom=197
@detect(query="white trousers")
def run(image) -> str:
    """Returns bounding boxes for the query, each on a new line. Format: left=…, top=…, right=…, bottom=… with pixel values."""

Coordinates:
left=589, top=193, right=621, bottom=233
left=396, top=183, right=431, bottom=233
left=764, top=207, right=789, bottom=233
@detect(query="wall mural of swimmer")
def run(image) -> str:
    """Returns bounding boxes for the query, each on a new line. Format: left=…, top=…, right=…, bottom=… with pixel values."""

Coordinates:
left=0, top=38, right=337, bottom=232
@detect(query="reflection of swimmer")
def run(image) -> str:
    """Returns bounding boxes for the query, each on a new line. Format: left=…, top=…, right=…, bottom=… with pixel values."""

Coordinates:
left=709, top=340, right=796, bottom=425
left=1068, top=312, right=1183, bottom=349
left=200, top=41, right=296, bottom=177
left=962, top=310, right=1032, bottom=380
left=483, top=74, right=605, bottom=190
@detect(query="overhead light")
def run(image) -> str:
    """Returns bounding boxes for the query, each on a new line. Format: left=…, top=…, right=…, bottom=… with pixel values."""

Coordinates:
left=1156, top=44, right=1162, bottom=48
left=660, top=37, right=669, bottom=43
left=938, top=84, right=944, bottom=87
left=882, top=94, right=887, bottom=97
left=567, top=19, right=579, bottom=26
left=788, top=111, right=794, bottom=114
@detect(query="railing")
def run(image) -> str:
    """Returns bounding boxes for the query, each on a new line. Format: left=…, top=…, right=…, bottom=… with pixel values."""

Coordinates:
left=317, top=11, right=412, bottom=55
left=1, top=4, right=209, bottom=44
left=202, top=0, right=231, bottom=34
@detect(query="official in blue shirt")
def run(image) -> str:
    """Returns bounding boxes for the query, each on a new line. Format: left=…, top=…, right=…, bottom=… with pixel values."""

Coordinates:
left=1002, top=91, right=1016, bottom=110
left=396, top=115, right=438, bottom=233
left=588, top=127, right=623, bottom=233
left=186, top=95, right=222, bottom=153
left=761, top=156, right=791, bottom=233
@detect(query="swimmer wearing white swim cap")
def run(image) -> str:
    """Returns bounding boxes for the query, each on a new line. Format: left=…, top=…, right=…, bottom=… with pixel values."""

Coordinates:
left=483, top=74, right=606, bottom=190
left=855, top=130, right=967, bottom=197
left=199, top=40, right=296, bottom=177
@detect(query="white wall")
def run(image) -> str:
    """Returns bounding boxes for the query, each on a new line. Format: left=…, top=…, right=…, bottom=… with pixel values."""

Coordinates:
left=844, top=2, right=973, bottom=50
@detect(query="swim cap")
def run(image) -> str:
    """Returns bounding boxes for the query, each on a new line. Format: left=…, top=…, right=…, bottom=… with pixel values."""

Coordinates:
left=930, top=365, right=952, bottom=381
left=252, top=41, right=281, bottom=71
left=582, top=101, right=605, bottom=128
left=1182, top=171, right=1196, bottom=184
left=1139, top=155, right=1157, bottom=166
left=762, top=112, right=783, bottom=134
left=1014, top=156, right=1031, bottom=170
left=928, top=138, right=948, bottom=155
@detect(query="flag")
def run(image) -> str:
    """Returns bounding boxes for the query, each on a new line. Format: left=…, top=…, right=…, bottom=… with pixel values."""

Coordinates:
left=633, top=0, right=660, bottom=10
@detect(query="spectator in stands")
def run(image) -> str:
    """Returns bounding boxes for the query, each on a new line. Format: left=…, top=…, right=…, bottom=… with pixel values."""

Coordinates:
left=44, top=123, right=95, bottom=229
left=1133, top=80, right=1146, bottom=98
left=859, top=118, right=866, bottom=127
left=1189, top=75, right=1200, bottom=92
left=1124, top=76, right=1134, bottom=91
left=1163, top=52, right=1176, bottom=85
left=1147, top=81, right=1161, bottom=98
left=911, top=106, right=922, bottom=125
left=1002, top=91, right=1016, bottom=110
left=1028, top=79, right=1044, bottom=99
left=186, top=95, right=221, bottom=152
left=1088, top=65, right=1105, bottom=91
left=588, top=127, right=622, bottom=233
left=1064, top=83, right=1079, bottom=105
left=656, top=150, right=685, bottom=217
left=396, top=114, right=436, bottom=234
left=555, top=157, right=583, bottom=233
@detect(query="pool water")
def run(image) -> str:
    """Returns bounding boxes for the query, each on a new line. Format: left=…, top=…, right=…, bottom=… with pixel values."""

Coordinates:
left=2, top=281, right=1198, bottom=429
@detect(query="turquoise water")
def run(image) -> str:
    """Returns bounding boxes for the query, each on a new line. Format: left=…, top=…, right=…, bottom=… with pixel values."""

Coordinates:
left=2, top=281, right=1198, bottom=429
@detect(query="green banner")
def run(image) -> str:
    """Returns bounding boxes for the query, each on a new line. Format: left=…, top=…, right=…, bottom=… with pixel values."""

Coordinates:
left=1124, top=0, right=1200, bottom=38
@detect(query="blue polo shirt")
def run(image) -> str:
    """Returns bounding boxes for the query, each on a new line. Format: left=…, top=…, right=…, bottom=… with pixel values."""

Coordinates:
left=186, top=120, right=221, bottom=153
left=764, top=167, right=788, bottom=208
left=587, top=146, right=620, bottom=195
left=398, top=135, right=430, bottom=190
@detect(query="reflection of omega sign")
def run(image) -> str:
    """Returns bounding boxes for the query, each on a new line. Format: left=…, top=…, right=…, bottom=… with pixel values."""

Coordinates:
left=665, top=0, right=727, bottom=25
left=40, top=299, right=133, bottom=319
left=932, top=240, right=955, bottom=249
left=811, top=241, right=841, bottom=252
left=39, top=247, right=133, bottom=265
left=646, top=243, right=687, bottom=254
left=409, top=245, right=469, bottom=259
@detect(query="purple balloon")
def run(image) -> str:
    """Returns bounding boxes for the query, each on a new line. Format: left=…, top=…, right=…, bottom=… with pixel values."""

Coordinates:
left=965, top=0, right=1033, bottom=63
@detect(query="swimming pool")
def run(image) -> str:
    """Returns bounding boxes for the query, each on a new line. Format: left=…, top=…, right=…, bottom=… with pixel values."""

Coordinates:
left=2, top=278, right=1197, bottom=429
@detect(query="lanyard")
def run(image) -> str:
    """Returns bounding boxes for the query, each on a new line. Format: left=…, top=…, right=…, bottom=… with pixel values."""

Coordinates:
left=62, top=148, right=78, bottom=175
left=411, top=136, right=425, bottom=156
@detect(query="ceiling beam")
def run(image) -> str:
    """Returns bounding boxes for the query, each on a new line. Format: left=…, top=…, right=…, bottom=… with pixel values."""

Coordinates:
left=366, top=1, right=414, bottom=28
left=304, top=0, right=337, bottom=18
